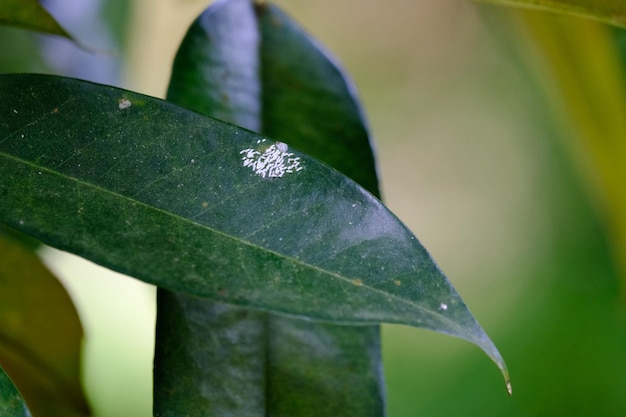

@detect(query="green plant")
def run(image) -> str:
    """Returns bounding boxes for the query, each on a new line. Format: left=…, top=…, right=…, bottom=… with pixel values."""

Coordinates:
left=2, top=0, right=626, bottom=416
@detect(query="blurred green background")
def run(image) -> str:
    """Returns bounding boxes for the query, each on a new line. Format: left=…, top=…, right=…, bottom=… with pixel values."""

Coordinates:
left=4, top=0, right=626, bottom=416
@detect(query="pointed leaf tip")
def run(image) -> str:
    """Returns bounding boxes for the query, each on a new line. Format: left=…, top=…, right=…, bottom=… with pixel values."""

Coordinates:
left=469, top=329, right=509, bottom=395
left=490, top=346, right=511, bottom=395
left=494, top=353, right=511, bottom=395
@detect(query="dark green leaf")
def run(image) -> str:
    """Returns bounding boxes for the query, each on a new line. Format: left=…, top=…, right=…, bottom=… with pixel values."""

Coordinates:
left=0, top=73, right=509, bottom=388
left=0, top=365, right=30, bottom=417
left=0, top=0, right=73, bottom=40
left=266, top=317, right=383, bottom=415
left=475, top=0, right=626, bottom=29
left=158, top=1, right=384, bottom=415
left=154, top=293, right=265, bottom=417
left=0, top=234, right=89, bottom=417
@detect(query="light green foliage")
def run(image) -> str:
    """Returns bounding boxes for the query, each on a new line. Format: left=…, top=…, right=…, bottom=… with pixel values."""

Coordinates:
left=477, top=0, right=626, bottom=28
left=0, top=0, right=73, bottom=40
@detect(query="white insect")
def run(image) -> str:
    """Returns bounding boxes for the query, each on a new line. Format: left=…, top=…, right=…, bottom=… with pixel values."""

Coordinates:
left=240, top=141, right=303, bottom=178
left=276, top=141, right=288, bottom=152
left=118, top=98, right=132, bottom=110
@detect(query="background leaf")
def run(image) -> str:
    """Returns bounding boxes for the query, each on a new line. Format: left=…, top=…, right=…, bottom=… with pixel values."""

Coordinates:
left=0, top=0, right=73, bottom=40
left=156, top=3, right=266, bottom=413
left=0, top=233, right=89, bottom=417
left=510, top=9, right=626, bottom=289
left=475, top=0, right=626, bottom=29
left=0, top=73, right=508, bottom=386
left=154, top=293, right=265, bottom=417
left=0, top=365, right=31, bottom=417
left=157, top=0, right=384, bottom=415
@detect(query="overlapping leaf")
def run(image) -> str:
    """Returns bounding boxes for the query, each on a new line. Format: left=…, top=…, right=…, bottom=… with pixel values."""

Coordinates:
left=0, top=73, right=508, bottom=388
left=155, top=2, right=267, bottom=414
left=156, top=0, right=384, bottom=415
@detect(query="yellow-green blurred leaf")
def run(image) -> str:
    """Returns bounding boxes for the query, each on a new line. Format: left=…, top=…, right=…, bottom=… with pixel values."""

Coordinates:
left=510, top=10, right=626, bottom=288
left=476, top=0, right=626, bottom=28
left=0, top=235, right=89, bottom=417
left=0, top=0, right=73, bottom=39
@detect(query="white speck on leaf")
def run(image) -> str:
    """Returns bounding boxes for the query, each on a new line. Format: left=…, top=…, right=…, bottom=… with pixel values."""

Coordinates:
left=118, top=98, right=132, bottom=110
left=439, top=302, right=448, bottom=311
left=240, top=141, right=304, bottom=178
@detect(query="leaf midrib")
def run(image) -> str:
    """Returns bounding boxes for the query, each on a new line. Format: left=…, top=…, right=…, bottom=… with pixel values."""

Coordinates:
left=0, top=149, right=457, bottom=327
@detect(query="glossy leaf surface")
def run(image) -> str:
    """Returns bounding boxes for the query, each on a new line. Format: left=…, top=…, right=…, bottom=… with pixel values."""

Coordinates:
left=0, top=73, right=508, bottom=386
left=0, top=234, right=89, bottom=417
left=0, top=365, right=30, bottom=417
left=157, top=0, right=384, bottom=415
left=476, top=0, right=626, bottom=28
left=0, top=0, right=73, bottom=39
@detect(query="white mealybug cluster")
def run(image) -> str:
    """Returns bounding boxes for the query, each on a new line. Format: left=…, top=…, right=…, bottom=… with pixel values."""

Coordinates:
left=240, top=140, right=303, bottom=178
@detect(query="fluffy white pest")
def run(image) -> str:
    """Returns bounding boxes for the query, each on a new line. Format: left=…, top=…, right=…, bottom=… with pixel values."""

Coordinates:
left=240, top=140, right=303, bottom=178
